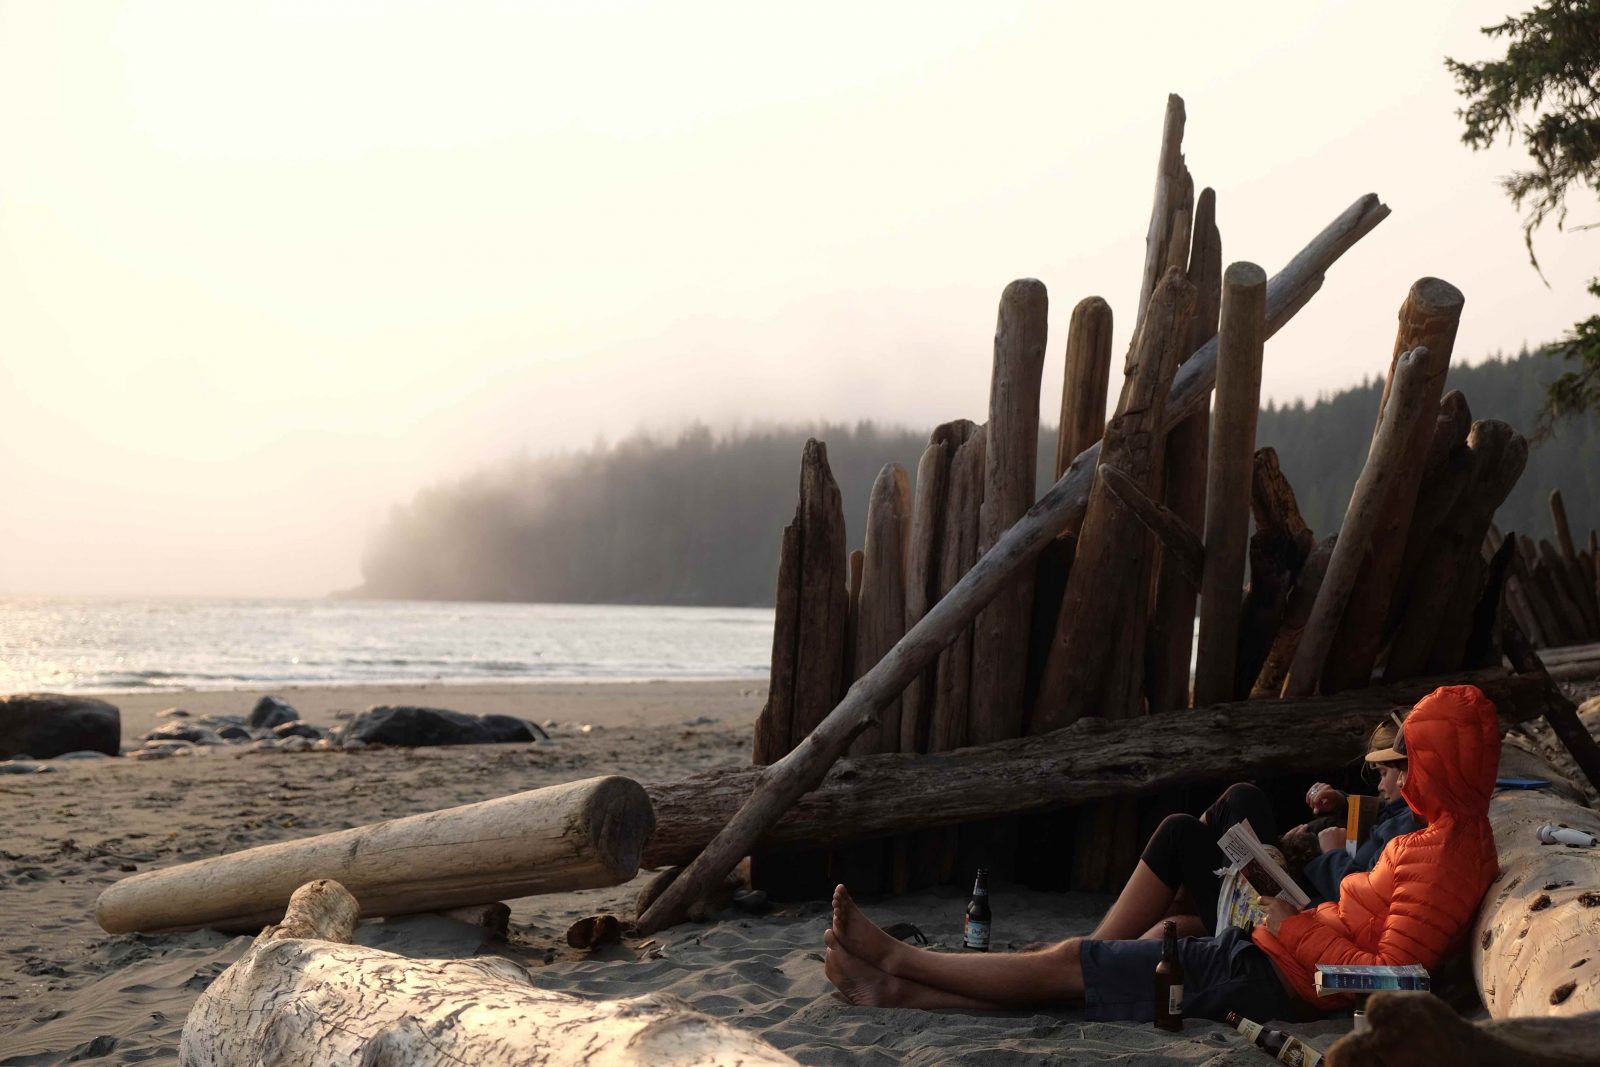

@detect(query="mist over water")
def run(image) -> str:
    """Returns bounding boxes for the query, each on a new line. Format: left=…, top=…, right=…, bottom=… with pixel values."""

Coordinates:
left=0, top=597, right=774, bottom=693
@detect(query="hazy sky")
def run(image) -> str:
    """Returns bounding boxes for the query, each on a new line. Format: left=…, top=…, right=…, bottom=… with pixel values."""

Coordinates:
left=2, top=0, right=1594, bottom=597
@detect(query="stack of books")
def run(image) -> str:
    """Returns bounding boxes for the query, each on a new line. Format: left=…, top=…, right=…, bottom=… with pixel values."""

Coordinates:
left=1314, top=963, right=1430, bottom=997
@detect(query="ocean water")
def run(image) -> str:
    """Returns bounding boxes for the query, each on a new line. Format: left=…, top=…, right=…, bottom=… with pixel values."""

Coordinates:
left=0, top=597, right=775, bottom=693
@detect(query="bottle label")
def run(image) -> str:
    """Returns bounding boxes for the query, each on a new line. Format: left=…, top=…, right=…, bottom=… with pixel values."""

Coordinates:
left=1277, top=1037, right=1322, bottom=1067
left=1237, top=1018, right=1263, bottom=1042
left=1167, top=984, right=1183, bottom=1014
left=963, top=919, right=990, bottom=949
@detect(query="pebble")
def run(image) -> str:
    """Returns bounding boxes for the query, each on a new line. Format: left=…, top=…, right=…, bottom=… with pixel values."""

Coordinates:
left=0, top=760, right=51, bottom=774
left=54, top=751, right=115, bottom=760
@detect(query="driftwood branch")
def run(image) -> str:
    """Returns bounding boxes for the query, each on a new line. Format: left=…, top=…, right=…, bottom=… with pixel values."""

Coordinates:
left=1097, top=463, right=1204, bottom=589
left=633, top=192, right=1391, bottom=935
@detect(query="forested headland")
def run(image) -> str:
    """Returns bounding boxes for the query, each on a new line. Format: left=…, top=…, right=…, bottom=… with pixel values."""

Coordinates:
left=355, top=350, right=1598, bottom=606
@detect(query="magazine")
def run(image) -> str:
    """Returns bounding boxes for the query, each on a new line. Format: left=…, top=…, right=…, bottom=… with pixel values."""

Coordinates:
left=1214, top=821, right=1310, bottom=933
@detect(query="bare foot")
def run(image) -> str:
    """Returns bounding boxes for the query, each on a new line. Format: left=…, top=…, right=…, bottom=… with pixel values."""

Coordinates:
left=830, top=884, right=907, bottom=971
left=824, top=929, right=901, bottom=1007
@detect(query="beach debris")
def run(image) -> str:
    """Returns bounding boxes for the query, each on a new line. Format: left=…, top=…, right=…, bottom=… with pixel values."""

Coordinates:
left=142, top=721, right=226, bottom=746
left=334, top=705, right=547, bottom=747
left=181, top=879, right=796, bottom=1067
left=0, top=759, right=52, bottom=774
left=1323, top=989, right=1599, bottom=1067
left=0, top=693, right=121, bottom=760
left=95, top=775, right=655, bottom=935
left=271, top=722, right=324, bottom=741
left=248, top=696, right=299, bottom=730
left=438, top=901, right=511, bottom=941
left=883, top=921, right=926, bottom=945
left=565, top=912, right=622, bottom=950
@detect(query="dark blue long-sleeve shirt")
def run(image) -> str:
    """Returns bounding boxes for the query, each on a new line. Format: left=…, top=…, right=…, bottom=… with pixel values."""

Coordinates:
left=1302, top=797, right=1422, bottom=904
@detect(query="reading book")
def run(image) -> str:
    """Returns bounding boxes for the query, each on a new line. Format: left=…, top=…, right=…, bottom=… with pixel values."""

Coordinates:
left=1214, top=821, right=1310, bottom=932
left=1314, top=963, right=1430, bottom=995
left=1218, top=822, right=1311, bottom=906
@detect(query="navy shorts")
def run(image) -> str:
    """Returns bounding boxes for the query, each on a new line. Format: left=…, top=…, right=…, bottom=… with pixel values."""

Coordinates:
left=1079, top=926, right=1315, bottom=1023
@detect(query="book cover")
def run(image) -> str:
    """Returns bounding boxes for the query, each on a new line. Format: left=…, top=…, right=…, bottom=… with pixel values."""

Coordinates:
left=1314, top=963, right=1431, bottom=993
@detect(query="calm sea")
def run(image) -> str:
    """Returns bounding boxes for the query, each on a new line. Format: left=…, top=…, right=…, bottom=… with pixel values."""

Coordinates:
left=0, top=597, right=775, bottom=693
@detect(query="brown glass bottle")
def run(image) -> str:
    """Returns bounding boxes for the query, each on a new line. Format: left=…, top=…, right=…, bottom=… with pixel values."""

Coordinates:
left=962, top=869, right=990, bottom=950
left=1153, top=919, right=1184, bottom=1030
left=1224, top=1011, right=1324, bottom=1066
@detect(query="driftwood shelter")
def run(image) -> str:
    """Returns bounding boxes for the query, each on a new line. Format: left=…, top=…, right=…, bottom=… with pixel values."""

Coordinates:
left=102, top=94, right=1600, bottom=1063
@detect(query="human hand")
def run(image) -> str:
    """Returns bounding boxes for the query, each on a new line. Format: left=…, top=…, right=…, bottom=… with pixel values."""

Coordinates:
left=1260, top=896, right=1302, bottom=935
left=1306, top=783, right=1346, bottom=815
left=1317, top=826, right=1346, bottom=854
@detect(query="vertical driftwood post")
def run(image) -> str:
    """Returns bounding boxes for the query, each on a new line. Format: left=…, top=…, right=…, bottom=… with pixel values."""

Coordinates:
left=752, top=439, right=849, bottom=897
left=1283, top=346, right=1436, bottom=697
left=1385, top=421, right=1528, bottom=678
left=753, top=524, right=802, bottom=765
left=916, top=425, right=986, bottom=883
left=1320, top=279, right=1462, bottom=691
left=636, top=194, right=1389, bottom=936
left=1033, top=269, right=1197, bottom=731
left=1384, top=392, right=1474, bottom=637
left=1055, top=299, right=1115, bottom=482
left=1193, top=263, right=1266, bottom=706
left=1551, top=489, right=1580, bottom=569
left=969, top=281, right=1051, bottom=747
left=901, top=422, right=974, bottom=757
left=849, top=465, right=911, bottom=755
left=843, top=550, right=864, bottom=684
left=1136, top=94, right=1189, bottom=329
left=1252, top=535, right=1335, bottom=697
left=1235, top=448, right=1314, bottom=698
left=1147, top=188, right=1220, bottom=714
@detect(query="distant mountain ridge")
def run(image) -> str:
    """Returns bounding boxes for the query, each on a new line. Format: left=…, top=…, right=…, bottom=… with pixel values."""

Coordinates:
left=356, top=351, right=1598, bottom=606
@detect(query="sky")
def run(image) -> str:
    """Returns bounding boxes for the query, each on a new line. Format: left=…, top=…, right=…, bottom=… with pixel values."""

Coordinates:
left=2, top=0, right=1595, bottom=597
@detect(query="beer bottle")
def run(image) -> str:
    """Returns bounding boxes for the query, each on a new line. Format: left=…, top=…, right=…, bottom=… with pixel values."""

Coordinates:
left=1224, top=1011, right=1324, bottom=1066
left=1153, top=919, right=1184, bottom=1030
left=962, top=869, right=991, bottom=951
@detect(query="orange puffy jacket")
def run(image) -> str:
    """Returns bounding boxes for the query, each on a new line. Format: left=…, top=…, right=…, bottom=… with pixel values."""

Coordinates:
left=1252, top=684, right=1500, bottom=1005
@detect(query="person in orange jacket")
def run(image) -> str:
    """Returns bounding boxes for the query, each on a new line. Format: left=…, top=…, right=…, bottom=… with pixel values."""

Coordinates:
left=821, top=684, right=1500, bottom=1023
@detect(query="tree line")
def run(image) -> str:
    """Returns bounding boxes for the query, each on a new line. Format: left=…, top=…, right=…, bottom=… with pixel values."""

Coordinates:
left=355, top=350, right=1597, bottom=607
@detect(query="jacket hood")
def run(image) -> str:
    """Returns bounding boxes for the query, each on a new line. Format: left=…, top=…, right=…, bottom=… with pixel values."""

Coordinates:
left=1398, top=685, right=1500, bottom=824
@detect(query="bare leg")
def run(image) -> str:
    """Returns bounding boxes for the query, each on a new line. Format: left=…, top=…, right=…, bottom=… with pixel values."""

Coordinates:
left=1089, top=860, right=1180, bottom=940
left=1137, top=912, right=1206, bottom=940
left=830, top=885, right=1083, bottom=1006
left=825, top=931, right=1006, bottom=1010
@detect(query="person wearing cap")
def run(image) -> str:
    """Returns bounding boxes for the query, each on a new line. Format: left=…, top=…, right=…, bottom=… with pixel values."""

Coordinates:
left=820, top=684, right=1501, bottom=1025
left=1084, top=712, right=1419, bottom=943
left=1293, top=713, right=1421, bottom=905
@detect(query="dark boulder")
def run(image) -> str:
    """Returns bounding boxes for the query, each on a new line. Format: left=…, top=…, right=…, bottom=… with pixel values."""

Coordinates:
left=248, top=696, right=299, bottom=730
left=142, top=721, right=224, bottom=745
left=482, top=714, right=546, bottom=743
left=0, top=694, right=120, bottom=759
left=340, top=706, right=539, bottom=747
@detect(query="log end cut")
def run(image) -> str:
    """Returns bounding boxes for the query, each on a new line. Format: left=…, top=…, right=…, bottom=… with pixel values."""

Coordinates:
left=583, top=775, right=658, bottom=882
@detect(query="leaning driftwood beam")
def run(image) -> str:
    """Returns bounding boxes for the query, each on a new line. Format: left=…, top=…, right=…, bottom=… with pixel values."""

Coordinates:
left=1324, top=990, right=1600, bottom=1067
left=638, top=669, right=1548, bottom=870
left=633, top=192, right=1390, bottom=935
left=96, top=776, right=654, bottom=935
left=1097, top=464, right=1203, bottom=589
left=180, top=879, right=795, bottom=1067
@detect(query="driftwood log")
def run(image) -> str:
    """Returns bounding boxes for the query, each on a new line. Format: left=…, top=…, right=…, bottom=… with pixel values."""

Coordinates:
left=180, top=879, right=795, bottom=1067
left=638, top=669, right=1552, bottom=869
left=1054, top=298, right=1114, bottom=484
left=970, top=280, right=1050, bottom=747
left=1324, top=990, right=1600, bottom=1067
left=1147, top=186, right=1221, bottom=714
left=1283, top=343, right=1435, bottom=696
left=848, top=463, right=911, bottom=756
left=97, top=776, right=653, bottom=935
left=1193, top=262, right=1266, bottom=706
left=634, top=192, right=1390, bottom=935
left=1251, top=534, right=1334, bottom=698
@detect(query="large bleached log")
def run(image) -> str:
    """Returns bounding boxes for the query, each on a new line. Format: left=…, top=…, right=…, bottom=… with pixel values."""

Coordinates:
left=639, top=669, right=1552, bottom=868
left=1033, top=269, right=1195, bottom=730
left=970, top=280, right=1050, bottom=747
left=98, top=776, right=654, bottom=935
left=1283, top=344, right=1436, bottom=696
left=634, top=193, right=1390, bottom=935
left=1147, top=187, right=1221, bottom=714
left=181, top=879, right=794, bottom=1067
left=1325, top=990, right=1600, bottom=1067
left=1472, top=761, right=1600, bottom=1018
left=1193, top=262, right=1266, bottom=706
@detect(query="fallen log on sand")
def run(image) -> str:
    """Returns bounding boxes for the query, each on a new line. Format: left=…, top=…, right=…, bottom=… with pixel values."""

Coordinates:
left=634, top=192, right=1390, bottom=934
left=1325, top=990, right=1600, bottom=1067
left=97, top=776, right=653, bottom=935
left=179, top=879, right=794, bottom=1067
left=639, top=669, right=1551, bottom=869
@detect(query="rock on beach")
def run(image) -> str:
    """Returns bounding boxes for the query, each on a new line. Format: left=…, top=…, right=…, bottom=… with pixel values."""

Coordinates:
left=0, top=693, right=121, bottom=759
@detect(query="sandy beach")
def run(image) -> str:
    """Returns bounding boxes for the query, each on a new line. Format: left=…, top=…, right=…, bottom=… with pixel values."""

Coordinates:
left=1, top=678, right=1356, bottom=1065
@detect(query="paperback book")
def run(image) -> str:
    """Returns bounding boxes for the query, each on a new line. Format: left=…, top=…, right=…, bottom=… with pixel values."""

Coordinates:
left=1314, top=963, right=1431, bottom=995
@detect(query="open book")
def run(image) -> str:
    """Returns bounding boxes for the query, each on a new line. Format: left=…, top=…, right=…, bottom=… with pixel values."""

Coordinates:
left=1215, top=821, right=1311, bottom=932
